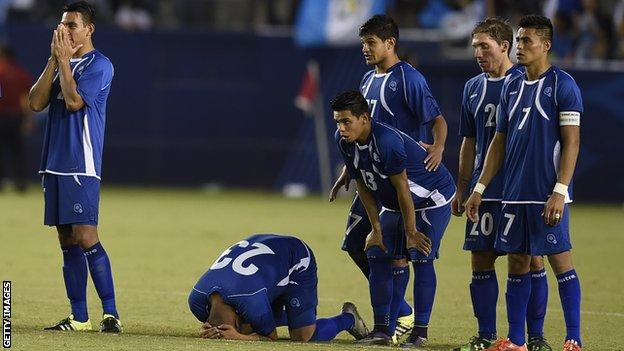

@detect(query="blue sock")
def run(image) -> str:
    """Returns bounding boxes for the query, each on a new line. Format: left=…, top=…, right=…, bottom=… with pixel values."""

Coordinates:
left=398, top=299, right=413, bottom=318
left=557, top=269, right=581, bottom=346
left=61, top=245, right=88, bottom=322
left=470, top=270, right=498, bottom=340
left=368, top=253, right=392, bottom=335
left=413, top=260, right=436, bottom=327
left=388, top=266, right=410, bottom=334
left=506, top=272, right=531, bottom=346
left=84, top=242, right=118, bottom=319
left=527, top=269, right=548, bottom=339
left=310, top=313, right=355, bottom=341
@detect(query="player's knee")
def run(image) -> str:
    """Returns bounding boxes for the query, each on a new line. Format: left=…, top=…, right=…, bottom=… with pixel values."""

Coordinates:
left=471, top=251, right=497, bottom=271
left=507, top=254, right=531, bottom=274
left=72, top=224, right=99, bottom=249
left=547, top=251, right=574, bottom=275
left=529, top=255, right=545, bottom=271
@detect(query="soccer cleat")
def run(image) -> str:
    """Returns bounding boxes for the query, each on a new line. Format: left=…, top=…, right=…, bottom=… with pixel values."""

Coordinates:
left=354, top=330, right=391, bottom=346
left=341, top=302, right=369, bottom=340
left=484, top=339, right=528, bottom=351
left=392, top=313, right=415, bottom=345
left=528, top=336, right=553, bottom=351
left=100, top=314, right=122, bottom=333
left=44, top=314, right=92, bottom=331
left=400, top=333, right=427, bottom=348
left=453, top=335, right=495, bottom=351
left=562, top=340, right=581, bottom=351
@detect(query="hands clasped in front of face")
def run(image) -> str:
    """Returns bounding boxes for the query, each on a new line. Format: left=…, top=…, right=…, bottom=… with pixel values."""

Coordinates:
left=51, top=24, right=83, bottom=62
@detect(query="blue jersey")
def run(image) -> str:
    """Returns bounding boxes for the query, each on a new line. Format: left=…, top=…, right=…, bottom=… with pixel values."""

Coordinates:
left=459, top=65, right=524, bottom=200
left=40, top=50, right=114, bottom=179
left=360, top=61, right=441, bottom=141
left=192, top=234, right=314, bottom=336
left=336, top=120, right=456, bottom=211
left=496, top=66, right=582, bottom=203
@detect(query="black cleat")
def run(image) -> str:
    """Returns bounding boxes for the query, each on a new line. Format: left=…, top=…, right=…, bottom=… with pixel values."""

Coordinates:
left=100, top=314, right=122, bottom=333
left=341, top=302, right=369, bottom=340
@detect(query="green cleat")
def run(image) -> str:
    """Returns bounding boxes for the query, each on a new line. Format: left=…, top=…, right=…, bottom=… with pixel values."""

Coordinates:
left=453, top=335, right=495, bottom=351
left=392, top=313, right=415, bottom=345
left=100, top=314, right=122, bottom=333
left=44, top=314, right=92, bottom=331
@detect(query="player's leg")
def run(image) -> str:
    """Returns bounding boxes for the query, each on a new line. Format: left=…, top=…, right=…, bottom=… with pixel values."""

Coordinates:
left=403, top=204, right=451, bottom=348
left=531, top=204, right=581, bottom=349
left=342, top=194, right=371, bottom=277
left=61, top=175, right=121, bottom=332
left=43, top=174, right=92, bottom=331
left=527, top=256, right=552, bottom=351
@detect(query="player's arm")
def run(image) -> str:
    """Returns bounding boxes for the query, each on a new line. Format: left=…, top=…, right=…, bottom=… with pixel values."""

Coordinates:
left=452, top=137, right=476, bottom=216
left=356, top=179, right=385, bottom=252
left=54, top=25, right=85, bottom=112
left=543, top=125, right=580, bottom=225
left=29, top=30, right=58, bottom=112
left=464, top=131, right=506, bottom=222
left=329, top=165, right=350, bottom=202
left=389, top=171, right=432, bottom=255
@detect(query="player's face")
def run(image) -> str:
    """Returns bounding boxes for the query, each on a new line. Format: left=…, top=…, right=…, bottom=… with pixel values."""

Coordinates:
left=472, top=32, right=507, bottom=74
left=61, top=12, right=93, bottom=48
left=516, top=28, right=550, bottom=66
left=334, top=110, right=369, bottom=143
left=361, top=35, right=390, bottom=65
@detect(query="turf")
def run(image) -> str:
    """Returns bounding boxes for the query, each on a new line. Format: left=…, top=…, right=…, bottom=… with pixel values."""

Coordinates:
left=1, top=187, right=622, bottom=350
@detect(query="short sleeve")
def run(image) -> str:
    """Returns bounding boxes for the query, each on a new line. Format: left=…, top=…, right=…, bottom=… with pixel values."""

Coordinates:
left=404, top=70, right=441, bottom=125
left=378, top=132, right=407, bottom=176
left=77, top=57, right=113, bottom=107
left=556, top=73, right=583, bottom=126
left=458, top=81, right=476, bottom=137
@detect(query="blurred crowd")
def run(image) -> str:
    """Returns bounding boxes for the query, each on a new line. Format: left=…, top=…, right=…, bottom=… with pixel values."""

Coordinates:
left=1, top=0, right=623, bottom=60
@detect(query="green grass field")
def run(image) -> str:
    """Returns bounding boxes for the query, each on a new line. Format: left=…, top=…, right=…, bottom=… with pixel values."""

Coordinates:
left=1, top=187, right=623, bottom=350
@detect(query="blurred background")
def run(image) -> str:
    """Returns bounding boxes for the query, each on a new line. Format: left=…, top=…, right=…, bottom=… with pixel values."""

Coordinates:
left=1, top=0, right=623, bottom=202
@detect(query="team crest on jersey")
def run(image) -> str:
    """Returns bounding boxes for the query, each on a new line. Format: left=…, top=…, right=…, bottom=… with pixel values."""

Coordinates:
left=544, top=86, right=552, bottom=97
left=546, top=233, right=557, bottom=244
left=388, top=80, right=397, bottom=92
left=73, top=203, right=83, bottom=214
left=372, top=152, right=380, bottom=162
left=290, top=298, right=300, bottom=308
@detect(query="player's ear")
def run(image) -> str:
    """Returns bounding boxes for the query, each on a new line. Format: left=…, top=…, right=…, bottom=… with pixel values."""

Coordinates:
left=87, top=23, right=95, bottom=37
left=501, top=40, right=510, bottom=55
left=386, top=37, right=396, bottom=51
left=542, top=39, right=551, bottom=53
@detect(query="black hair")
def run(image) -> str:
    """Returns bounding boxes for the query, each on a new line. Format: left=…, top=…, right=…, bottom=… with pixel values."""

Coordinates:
left=518, top=14, right=553, bottom=42
left=63, top=1, right=96, bottom=25
left=472, top=17, right=514, bottom=56
left=330, top=91, right=370, bottom=117
left=359, top=14, right=399, bottom=43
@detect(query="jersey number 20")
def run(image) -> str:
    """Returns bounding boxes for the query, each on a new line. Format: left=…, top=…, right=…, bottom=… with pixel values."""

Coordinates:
left=210, top=240, right=275, bottom=276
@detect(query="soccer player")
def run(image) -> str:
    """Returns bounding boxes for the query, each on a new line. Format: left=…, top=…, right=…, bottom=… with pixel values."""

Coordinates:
left=188, top=233, right=369, bottom=342
left=28, top=1, right=120, bottom=332
left=329, top=14, right=448, bottom=343
left=464, top=15, right=583, bottom=351
left=452, top=18, right=552, bottom=351
left=332, top=91, right=455, bottom=347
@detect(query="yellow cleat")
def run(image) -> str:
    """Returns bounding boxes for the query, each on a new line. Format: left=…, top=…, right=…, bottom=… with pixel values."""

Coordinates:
left=392, top=313, right=415, bottom=345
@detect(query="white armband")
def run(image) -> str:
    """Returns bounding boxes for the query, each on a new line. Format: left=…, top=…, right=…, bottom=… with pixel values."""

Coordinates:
left=559, top=111, right=580, bottom=126
left=553, top=182, right=568, bottom=196
left=473, top=183, right=486, bottom=195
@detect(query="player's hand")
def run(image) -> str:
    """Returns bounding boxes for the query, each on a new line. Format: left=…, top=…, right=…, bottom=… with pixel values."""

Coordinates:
left=217, top=324, right=242, bottom=340
left=420, top=142, right=444, bottom=172
left=364, top=231, right=387, bottom=253
left=542, top=192, right=565, bottom=226
left=329, top=168, right=350, bottom=202
left=464, top=192, right=482, bottom=223
left=451, top=192, right=466, bottom=216
left=200, top=322, right=222, bottom=339
left=54, top=24, right=82, bottom=61
left=406, top=229, right=432, bottom=256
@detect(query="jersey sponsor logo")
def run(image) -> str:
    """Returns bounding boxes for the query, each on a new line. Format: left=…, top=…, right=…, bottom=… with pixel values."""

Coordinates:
left=73, top=203, right=83, bottom=214
left=543, top=86, right=552, bottom=97
left=388, top=80, right=397, bottom=92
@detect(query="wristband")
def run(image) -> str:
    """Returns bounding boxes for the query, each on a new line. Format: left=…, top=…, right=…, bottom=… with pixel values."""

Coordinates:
left=553, top=182, right=568, bottom=196
left=473, top=182, right=486, bottom=195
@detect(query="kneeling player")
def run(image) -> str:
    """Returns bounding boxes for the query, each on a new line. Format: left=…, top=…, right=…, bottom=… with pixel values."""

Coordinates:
left=332, top=91, right=455, bottom=347
left=188, top=233, right=369, bottom=342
